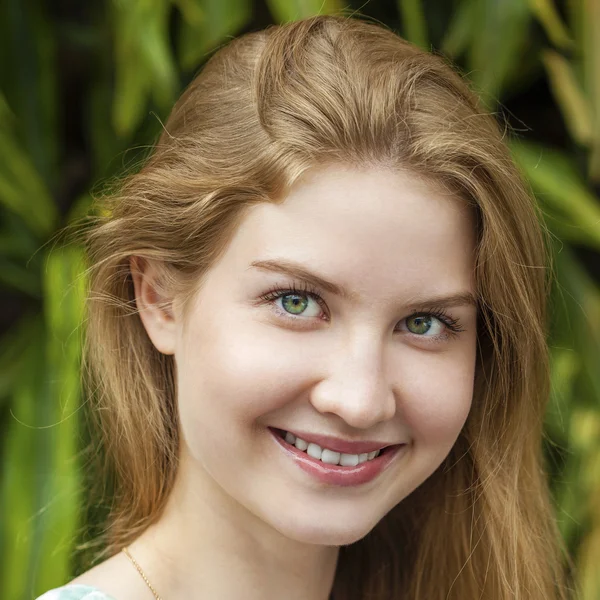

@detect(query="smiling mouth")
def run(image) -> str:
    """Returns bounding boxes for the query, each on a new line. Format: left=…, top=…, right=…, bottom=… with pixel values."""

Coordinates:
left=271, top=427, right=396, bottom=463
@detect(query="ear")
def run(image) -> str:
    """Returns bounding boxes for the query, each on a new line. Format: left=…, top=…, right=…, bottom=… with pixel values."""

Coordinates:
left=130, top=256, right=177, bottom=355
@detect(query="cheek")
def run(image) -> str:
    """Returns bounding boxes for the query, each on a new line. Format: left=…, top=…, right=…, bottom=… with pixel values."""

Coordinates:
left=177, top=313, right=306, bottom=423
left=400, top=352, right=475, bottom=446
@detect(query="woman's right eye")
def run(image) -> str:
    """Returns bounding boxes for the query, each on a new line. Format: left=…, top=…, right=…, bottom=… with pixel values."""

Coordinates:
left=259, top=284, right=328, bottom=323
left=275, top=292, right=323, bottom=318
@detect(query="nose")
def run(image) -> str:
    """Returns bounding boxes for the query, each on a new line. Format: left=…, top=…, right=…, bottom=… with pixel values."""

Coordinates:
left=309, top=332, right=397, bottom=430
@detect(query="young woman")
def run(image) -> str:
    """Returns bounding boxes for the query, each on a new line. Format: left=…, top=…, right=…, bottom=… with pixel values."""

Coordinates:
left=37, top=13, right=570, bottom=600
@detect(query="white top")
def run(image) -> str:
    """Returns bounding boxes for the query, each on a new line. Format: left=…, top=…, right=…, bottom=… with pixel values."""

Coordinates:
left=35, top=584, right=117, bottom=600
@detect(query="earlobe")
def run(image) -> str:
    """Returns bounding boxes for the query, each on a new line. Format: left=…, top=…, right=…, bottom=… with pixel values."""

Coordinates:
left=129, top=256, right=178, bottom=356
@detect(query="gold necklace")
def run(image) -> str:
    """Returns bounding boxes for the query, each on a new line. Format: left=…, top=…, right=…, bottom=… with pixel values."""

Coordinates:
left=122, top=547, right=163, bottom=600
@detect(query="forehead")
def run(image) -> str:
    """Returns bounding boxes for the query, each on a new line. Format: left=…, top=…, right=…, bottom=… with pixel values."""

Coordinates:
left=225, top=165, right=476, bottom=300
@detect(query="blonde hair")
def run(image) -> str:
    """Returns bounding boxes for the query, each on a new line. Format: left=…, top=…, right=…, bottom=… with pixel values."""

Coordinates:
left=80, top=14, right=570, bottom=599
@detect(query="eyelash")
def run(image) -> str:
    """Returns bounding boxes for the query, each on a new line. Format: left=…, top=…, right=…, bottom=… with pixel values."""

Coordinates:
left=258, top=281, right=465, bottom=344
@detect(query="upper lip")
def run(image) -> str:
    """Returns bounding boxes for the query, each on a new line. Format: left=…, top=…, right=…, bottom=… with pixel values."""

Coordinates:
left=270, top=427, right=401, bottom=455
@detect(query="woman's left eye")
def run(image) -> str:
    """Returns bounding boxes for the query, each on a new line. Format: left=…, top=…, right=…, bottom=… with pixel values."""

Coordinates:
left=258, top=283, right=465, bottom=342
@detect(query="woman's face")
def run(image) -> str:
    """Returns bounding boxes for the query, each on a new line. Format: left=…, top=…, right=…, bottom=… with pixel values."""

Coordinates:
left=141, top=164, right=478, bottom=546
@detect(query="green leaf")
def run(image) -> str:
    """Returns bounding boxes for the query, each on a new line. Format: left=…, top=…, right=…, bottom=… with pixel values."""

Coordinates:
left=31, top=246, right=86, bottom=594
left=265, top=0, right=343, bottom=23
left=467, top=0, right=533, bottom=104
left=112, top=34, right=152, bottom=136
left=43, top=246, right=87, bottom=349
left=0, top=258, right=41, bottom=297
left=0, top=0, right=58, bottom=188
left=541, top=49, right=594, bottom=146
left=88, top=80, right=124, bottom=175
left=583, top=0, right=600, bottom=183
left=0, top=328, right=50, bottom=599
left=0, top=210, right=41, bottom=261
left=111, top=0, right=177, bottom=136
left=397, top=0, right=429, bottom=50
left=546, top=243, right=600, bottom=552
left=546, top=346, right=579, bottom=442
left=176, top=0, right=252, bottom=70
left=0, top=95, right=58, bottom=237
left=66, top=193, right=93, bottom=227
left=440, top=0, right=476, bottom=59
left=580, top=527, right=600, bottom=599
left=174, top=0, right=204, bottom=25
left=553, top=242, right=600, bottom=403
left=511, top=141, right=600, bottom=250
left=0, top=246, right=87, bottom=597
left=529, top=0, right=574, bottom=50
left=0, top=315, right=44, bottom=406
left=564, top=0, right=600, bottom=183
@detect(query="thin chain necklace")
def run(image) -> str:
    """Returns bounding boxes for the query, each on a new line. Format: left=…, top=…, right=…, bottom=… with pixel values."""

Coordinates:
left=122, top=547, right=163, bottom=600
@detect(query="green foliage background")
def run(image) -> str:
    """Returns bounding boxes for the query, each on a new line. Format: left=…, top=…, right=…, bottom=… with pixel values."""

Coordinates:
left=1, top=0, right=599, bottom=598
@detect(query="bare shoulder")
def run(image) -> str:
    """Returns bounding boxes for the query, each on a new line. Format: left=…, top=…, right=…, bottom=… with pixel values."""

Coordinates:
left=68, top=552, right=154, bottom=600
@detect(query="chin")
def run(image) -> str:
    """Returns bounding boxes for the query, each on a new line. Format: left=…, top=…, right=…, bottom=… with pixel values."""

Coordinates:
left=272, top=513, right=381, bottom=547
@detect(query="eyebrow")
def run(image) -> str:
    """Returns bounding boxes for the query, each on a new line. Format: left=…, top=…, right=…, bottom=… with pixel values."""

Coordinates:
left=248, top=259, right=478, bottom=310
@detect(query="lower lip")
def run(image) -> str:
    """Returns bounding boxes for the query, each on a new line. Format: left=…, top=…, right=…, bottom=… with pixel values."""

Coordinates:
left=269, top=428, right=405, bottom=487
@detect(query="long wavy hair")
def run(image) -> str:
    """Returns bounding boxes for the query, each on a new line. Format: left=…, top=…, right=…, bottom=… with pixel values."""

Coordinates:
left=80, top=13, right=570, bottom=599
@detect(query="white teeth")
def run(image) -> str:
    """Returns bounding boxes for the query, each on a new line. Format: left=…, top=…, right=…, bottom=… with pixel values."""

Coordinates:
left=321, top=448, right=341, bottom=465
left=279, top=430, right=382, bottom=466
left=306, top=443, right=322, bottom=460
left=339, top=453, right=359, bottom=467
left=294, top=437, right=308, bottom=451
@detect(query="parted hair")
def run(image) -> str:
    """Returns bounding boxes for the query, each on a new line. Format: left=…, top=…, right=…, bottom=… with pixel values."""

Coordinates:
left=80, top=13, right=570, bottom=599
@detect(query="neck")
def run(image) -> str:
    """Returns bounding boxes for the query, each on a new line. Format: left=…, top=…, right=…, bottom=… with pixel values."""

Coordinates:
left=128, top=447, right=339, bottom=600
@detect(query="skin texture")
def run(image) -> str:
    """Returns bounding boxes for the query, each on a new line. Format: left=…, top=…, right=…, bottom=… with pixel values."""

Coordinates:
left=72, top=164, right=479, bottom=600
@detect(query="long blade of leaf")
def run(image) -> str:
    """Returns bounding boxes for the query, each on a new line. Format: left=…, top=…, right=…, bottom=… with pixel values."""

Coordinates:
left=176, top=0, right=252, bottom=70
left=0, top=95, right=57, bottom=237
left=468, top=0, right=533, bottom=104
left=440, top=0, right=476, bottom=59
left=265, top=0, right=342, bottom=23
left=529, top=0, right=574, bottom=49
left=31, top=246, right=86, bottom=594
left=511, top=141, right=600, bottom=250
left=397, top=0, right=429, bottom=50
left=584, top=0, right=600, bottom=182
left=0, top=327, right=49, bottom=599
left=541, top=49, right=594, bottom=146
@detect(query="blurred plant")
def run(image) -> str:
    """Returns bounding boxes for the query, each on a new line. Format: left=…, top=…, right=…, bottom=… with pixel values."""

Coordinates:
left=0, top=0, right=598, bottom=598
left=428, top=0, right=600, bottom=596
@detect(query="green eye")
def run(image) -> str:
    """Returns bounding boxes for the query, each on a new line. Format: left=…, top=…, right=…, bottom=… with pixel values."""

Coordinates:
left=260, top=285, right=464, bottom=343
left=259, top=284, right=325, bottom=322
left=406, top=315, right=434, bottom=335
left=281, top=294, right=309, bottom=315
